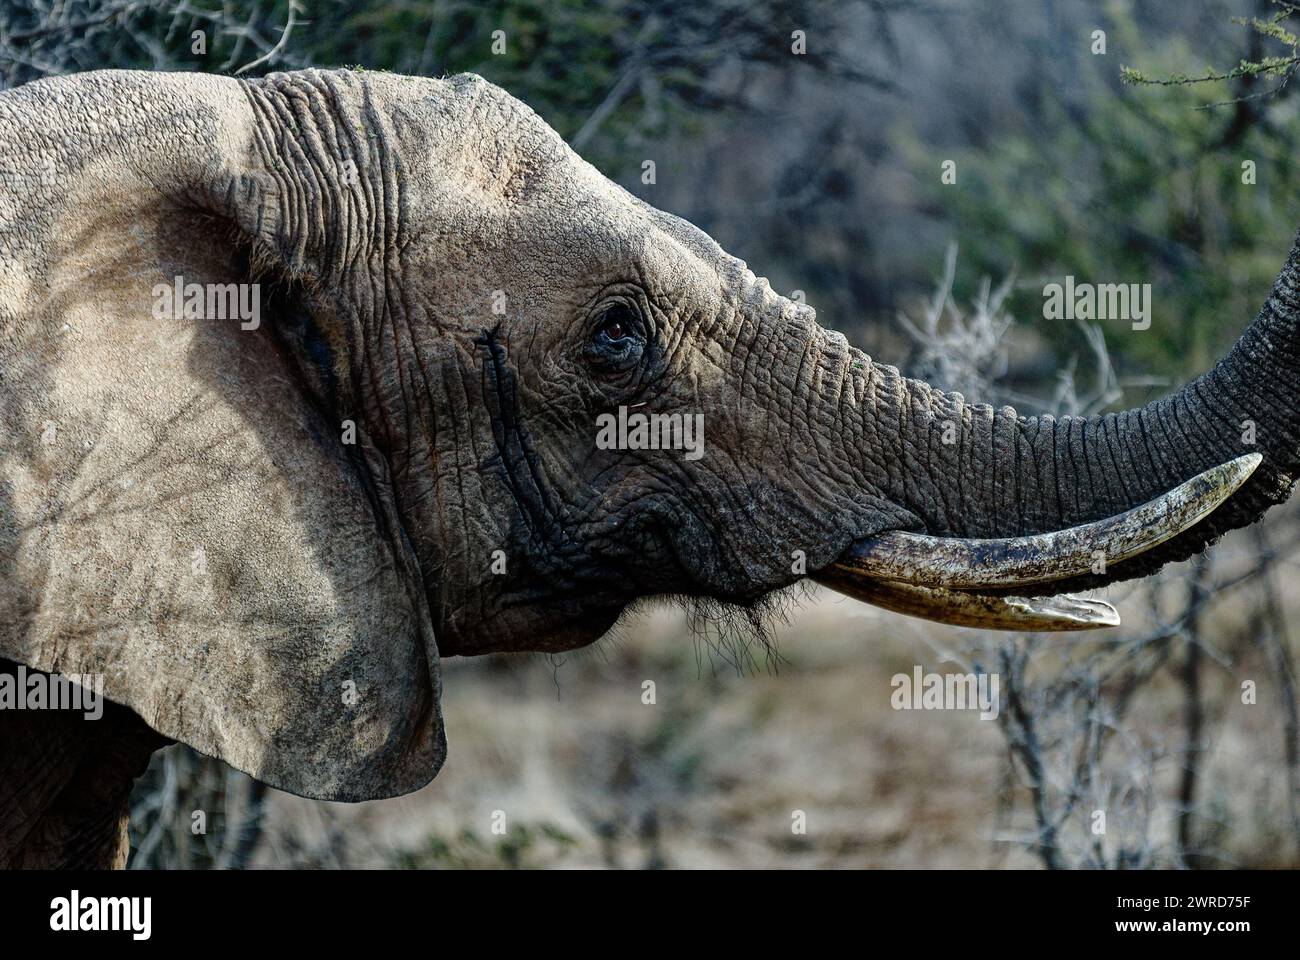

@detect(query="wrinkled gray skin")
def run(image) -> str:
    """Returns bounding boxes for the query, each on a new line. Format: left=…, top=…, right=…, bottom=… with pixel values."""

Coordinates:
left=1, top=69, right=1298, bottom=867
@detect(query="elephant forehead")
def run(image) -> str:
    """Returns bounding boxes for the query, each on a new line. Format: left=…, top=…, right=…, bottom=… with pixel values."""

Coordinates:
left=391, top=72, right=575, bottom=206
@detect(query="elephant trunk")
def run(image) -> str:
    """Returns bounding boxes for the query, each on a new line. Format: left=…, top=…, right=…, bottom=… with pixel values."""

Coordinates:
left=816, top=231, right=1300, bottom=622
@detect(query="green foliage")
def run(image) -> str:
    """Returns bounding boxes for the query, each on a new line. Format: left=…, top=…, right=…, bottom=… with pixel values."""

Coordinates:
left=1123, top=1, right=1300, bottom=87
left=905, top=11, right=1300, bottom=383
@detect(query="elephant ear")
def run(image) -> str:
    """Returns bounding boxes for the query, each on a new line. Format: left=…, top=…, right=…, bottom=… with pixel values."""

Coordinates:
left=0, top=70, right=444, bottom=801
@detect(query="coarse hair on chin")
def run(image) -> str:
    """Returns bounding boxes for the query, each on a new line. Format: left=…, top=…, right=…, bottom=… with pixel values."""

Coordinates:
left=619, top=581, right=811, bottom=676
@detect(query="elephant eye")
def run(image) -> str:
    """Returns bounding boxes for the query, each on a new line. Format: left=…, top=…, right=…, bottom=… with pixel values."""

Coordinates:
left=596, top=304, right=637, bottom=344
left=602, top=316, right=627, bottom=342
left=586, top=302, right=645, bottom=372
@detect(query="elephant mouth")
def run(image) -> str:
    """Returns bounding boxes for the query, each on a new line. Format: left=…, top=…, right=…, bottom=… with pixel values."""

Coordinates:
left=811, top=453, right=1261, bottom=631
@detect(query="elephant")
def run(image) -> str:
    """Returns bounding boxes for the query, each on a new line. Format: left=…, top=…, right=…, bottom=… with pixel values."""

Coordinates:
left=0, top=67, right=1292, bottom=868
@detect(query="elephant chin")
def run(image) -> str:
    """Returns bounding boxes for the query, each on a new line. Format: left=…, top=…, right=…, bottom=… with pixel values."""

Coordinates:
left=813, top=453, right=1260, bottom=631
left=440, top=599, right=627, bottom=657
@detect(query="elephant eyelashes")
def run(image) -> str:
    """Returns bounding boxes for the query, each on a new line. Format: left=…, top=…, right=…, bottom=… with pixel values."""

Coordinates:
left=585, top=302, right=645, bottom=373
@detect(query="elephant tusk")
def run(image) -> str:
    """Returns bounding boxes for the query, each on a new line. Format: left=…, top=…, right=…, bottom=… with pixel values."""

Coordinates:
left=828, top=452, right=1261, bottom=591
left=813, top=571, right=1120, bottom=631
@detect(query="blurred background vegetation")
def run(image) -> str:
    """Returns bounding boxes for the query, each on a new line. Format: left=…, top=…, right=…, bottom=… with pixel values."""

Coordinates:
left=6, top=0, right=1299, bottom=867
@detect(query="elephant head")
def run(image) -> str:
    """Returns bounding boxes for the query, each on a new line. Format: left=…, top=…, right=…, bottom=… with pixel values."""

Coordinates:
left=0, top=68, right=1292, bottom=805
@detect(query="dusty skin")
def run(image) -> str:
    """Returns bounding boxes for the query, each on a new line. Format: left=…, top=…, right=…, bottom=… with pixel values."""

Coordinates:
left=1, top=69, right=1298, bottom=867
